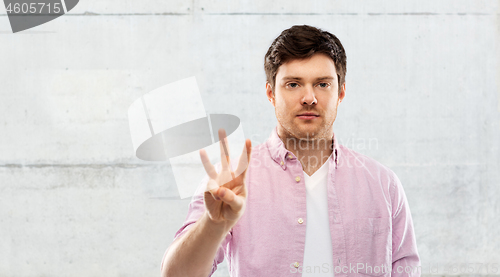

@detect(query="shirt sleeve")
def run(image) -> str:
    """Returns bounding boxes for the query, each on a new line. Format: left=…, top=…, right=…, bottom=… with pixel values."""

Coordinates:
left=390, top=173, right=421, bottom=276
left=161, top=164, right=232, bottom=277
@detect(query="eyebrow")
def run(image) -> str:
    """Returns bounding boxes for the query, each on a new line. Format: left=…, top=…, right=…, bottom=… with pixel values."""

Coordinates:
left=281, top=76, right=335, bottom=81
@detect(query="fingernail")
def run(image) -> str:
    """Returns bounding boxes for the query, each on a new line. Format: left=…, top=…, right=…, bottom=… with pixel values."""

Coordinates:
left=219, top=188, right=226, bottom=198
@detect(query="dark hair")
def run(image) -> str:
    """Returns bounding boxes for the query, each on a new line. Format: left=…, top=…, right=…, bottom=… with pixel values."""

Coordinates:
left=264, top=25, right=347, bottom=94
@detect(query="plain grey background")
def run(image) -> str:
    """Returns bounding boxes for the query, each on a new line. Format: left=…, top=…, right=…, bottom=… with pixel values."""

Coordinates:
left=0, top=1, right=499, bottom=276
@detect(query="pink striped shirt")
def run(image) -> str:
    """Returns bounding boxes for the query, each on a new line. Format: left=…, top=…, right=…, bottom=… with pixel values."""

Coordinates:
left=166, top=126, right=420, bottom=276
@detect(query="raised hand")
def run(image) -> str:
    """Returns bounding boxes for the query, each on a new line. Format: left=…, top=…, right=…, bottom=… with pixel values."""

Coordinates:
left=198, top=128, right=252, bottom=228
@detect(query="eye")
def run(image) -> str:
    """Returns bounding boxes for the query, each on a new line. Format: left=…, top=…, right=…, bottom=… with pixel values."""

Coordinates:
left=318, top=82, right=330, bottom=88
left=287, top=82, right=299, bottom=88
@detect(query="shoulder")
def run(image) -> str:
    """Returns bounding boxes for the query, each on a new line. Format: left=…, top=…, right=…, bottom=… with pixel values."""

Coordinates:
left=338, top=145, right=406, bottom=213
left=251, top=141, right=268, bottom=158
left=338, top=144, right=400, bottom=185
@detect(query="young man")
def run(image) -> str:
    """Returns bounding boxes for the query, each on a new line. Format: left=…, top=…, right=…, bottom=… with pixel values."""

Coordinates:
left=161, top=25, right=420, bottom=277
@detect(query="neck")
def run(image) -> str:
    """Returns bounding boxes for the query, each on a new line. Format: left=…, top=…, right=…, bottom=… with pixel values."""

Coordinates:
left=277, top=126, right=334, bottom=175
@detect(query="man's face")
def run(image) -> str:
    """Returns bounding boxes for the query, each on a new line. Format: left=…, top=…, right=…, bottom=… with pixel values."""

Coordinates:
left=266, top=53, right=346, bottom=140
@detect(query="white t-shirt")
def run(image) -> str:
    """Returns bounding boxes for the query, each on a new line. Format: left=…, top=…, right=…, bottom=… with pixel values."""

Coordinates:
left=302, top=157, right=334, bottom=276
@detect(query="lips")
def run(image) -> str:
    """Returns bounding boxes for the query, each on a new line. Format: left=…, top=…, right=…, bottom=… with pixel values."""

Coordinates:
left=296, top=113, right=319, bottom=120
left=297, top=113, right=319, bottom=117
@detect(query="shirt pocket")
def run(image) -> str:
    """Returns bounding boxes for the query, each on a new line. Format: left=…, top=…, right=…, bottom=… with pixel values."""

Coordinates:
left=354, top=217, right=392, bottom=276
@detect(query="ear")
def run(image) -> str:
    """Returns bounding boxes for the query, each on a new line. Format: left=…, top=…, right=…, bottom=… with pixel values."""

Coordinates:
left=266, top=82, right=275, bottom=107
left=338, top=82, right=346, bottom=103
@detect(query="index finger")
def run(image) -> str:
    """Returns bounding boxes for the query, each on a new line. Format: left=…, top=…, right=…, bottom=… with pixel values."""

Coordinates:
left=235, top=139, right=252, bottom=178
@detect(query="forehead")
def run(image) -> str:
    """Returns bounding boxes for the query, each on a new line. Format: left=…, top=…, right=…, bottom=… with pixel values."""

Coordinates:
left=276, top=53, right=337, bottom=80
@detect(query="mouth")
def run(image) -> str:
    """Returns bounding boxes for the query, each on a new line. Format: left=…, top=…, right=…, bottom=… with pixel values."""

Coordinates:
left=296, top=113, right=319, bottom=120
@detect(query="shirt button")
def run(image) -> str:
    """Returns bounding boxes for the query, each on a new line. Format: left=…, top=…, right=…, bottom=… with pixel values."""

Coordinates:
left=293, top=262, right=300, bottom=268
left=298, top=218, right=304, bottom=224
left=288, top=154, right=293, bottom=159
left=295, top=176, right=301, bottom=182
left=280, top=160, right=284, bottom=165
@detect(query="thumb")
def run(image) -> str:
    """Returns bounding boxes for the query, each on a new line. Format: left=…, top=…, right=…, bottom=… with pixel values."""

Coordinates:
left=217, top=187, right=244, bottom=211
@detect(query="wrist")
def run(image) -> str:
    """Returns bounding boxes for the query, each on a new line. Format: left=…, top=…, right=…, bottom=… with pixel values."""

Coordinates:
left=201, top=211, right=233, bottom=235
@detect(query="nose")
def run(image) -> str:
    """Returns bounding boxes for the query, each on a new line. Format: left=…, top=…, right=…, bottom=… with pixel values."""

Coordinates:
left=301, top=85, right=317, bottom=105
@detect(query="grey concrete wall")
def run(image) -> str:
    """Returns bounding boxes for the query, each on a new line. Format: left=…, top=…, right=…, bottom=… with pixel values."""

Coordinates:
left=0, top=0, right=499, bottom=276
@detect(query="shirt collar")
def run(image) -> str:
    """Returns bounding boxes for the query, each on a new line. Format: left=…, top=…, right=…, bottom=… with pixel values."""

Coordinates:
left=266, top=125, right=340, bottom=169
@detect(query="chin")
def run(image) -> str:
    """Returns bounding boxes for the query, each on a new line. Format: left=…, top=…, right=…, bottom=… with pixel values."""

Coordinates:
left=296, top=127, right=320, bottom=137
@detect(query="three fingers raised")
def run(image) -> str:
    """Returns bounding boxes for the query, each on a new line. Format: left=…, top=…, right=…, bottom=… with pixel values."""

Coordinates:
left=199, top=128, right=252, bottom=204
